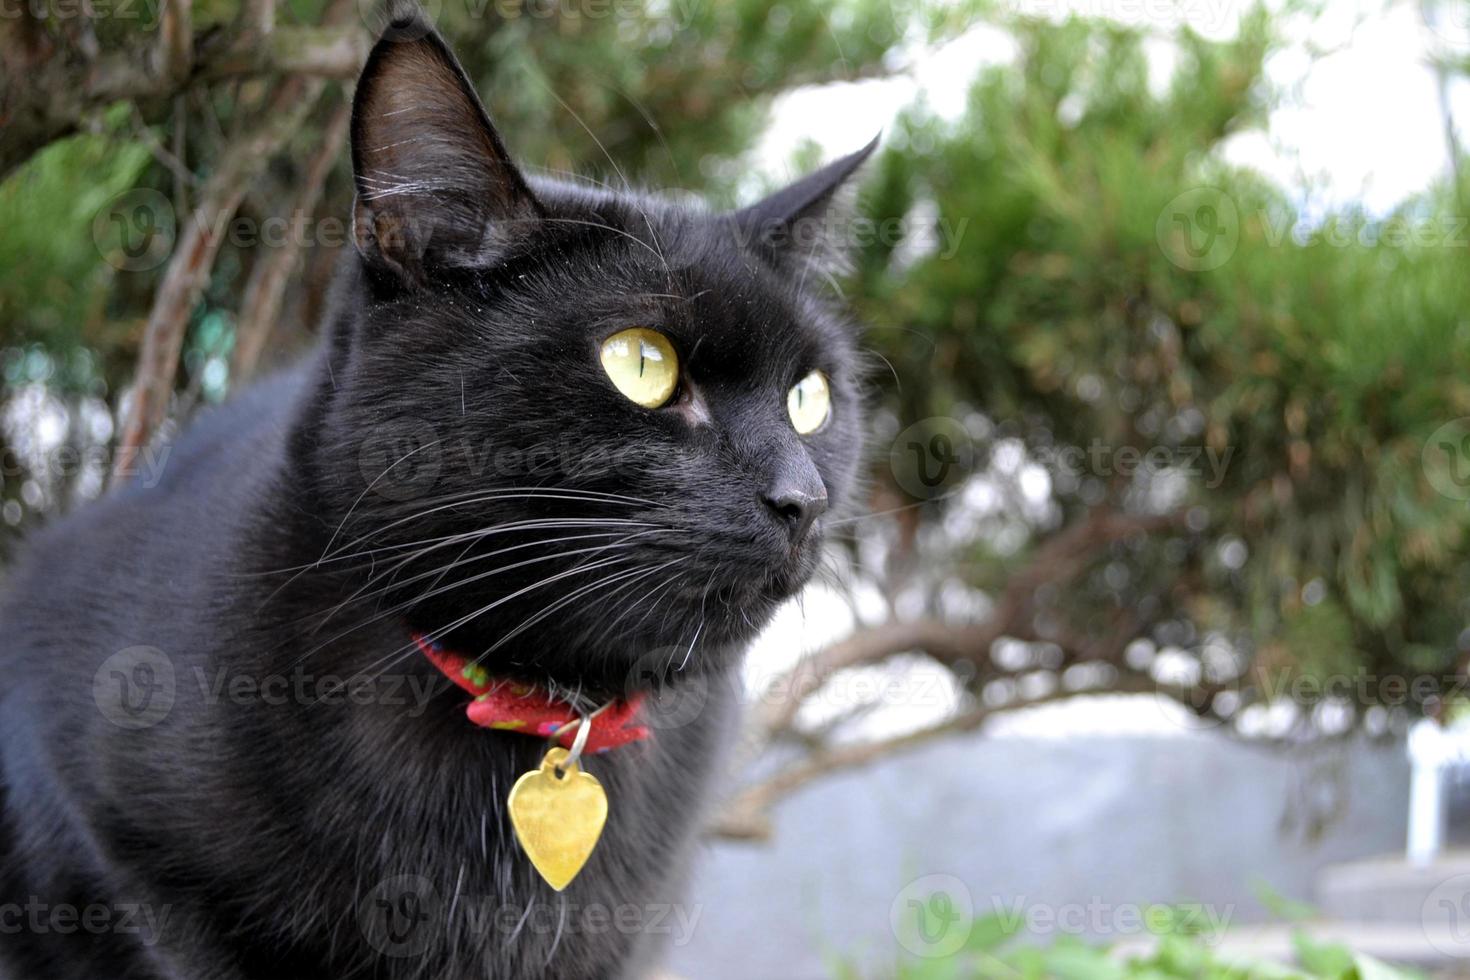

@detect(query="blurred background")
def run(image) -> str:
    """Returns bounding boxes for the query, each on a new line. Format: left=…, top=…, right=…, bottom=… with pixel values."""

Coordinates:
left=5, top=0, right=1470, bottom=976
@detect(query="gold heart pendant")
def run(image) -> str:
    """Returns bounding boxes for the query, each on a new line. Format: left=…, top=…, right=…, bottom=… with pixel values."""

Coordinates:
left=507, top=747, right=608, bottom=891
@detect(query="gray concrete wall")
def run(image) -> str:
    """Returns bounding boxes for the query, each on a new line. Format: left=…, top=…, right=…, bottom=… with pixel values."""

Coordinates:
left=668, top=733, right=1410, bottom=979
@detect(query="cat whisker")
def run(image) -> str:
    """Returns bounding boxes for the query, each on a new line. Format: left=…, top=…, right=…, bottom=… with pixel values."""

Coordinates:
left=344, top=522, right=655, bottom=599
left=303, top=537, right=653, bottom=652
left=319, top=437, right=444, bottom=562
left=251, top=512, right=656, bottom=578
left=605, top=569, right=685, bottom=643
left=539, top=218, right=671, bottom=273
left=520, top=163, right=622, bottom=194
left=338, top=554, right=652, bottom=691
left=859, top=344, right=902, bottom=390
left=532, top=78, right=632, bottom=192
left=255, top=516, right=660, bottom=614
left=545, top=565, right=680, bottom=661
left=468, top=559, right=678, bottom=669
left=678, top=618, right=705, bottom=672
left=824, top=499, right=934, bottom=527
left=300, top=552, right=641, bottom=685
left=324, top=488, right=655, bottom=562
left=315, top=528, right=669, bottom=632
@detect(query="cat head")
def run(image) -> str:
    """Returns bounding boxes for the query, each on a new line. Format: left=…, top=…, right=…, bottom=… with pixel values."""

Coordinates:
left=309, top=17, right=874, bottom=694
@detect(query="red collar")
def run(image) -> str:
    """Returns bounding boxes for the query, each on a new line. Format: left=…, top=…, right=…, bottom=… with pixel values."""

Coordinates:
left=412, top=633, right=650, bottom=753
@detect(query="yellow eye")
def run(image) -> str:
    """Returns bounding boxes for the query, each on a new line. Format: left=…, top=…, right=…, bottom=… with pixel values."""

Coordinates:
left=787, top=370, right=831, bottom=435
left=600, top=328, right=679, bottom=408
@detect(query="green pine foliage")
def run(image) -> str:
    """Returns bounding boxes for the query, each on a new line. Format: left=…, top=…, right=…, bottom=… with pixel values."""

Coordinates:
left=854, top=8, right=1470, bottom=723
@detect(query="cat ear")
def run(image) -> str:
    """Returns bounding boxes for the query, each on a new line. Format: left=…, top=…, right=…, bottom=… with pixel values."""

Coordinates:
left=729, top=135, right=880, bottom=275
left=350, top=16, right=542, bottom=284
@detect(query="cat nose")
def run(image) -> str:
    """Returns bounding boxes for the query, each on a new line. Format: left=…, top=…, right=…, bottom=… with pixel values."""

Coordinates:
left=762, top=481, right=828, bottom=546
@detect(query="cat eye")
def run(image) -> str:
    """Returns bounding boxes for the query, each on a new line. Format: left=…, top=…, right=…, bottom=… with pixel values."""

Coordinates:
left=600, top=328, right=679, bottom=409
left=787, top=370, right=831, bottom=435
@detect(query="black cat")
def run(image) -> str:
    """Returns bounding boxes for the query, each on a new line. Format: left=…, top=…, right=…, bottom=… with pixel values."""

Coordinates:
left=0, top=15, right=871, bottom=979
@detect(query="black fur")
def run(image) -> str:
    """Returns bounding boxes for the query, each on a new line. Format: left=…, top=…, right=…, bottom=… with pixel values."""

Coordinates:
left=0, top=17, right=871, bottom=979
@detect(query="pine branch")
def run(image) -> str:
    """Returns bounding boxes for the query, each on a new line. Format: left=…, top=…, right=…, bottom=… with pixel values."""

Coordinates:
left=713, top=508, right=1192, bottom=840
left=712, top=679, right=1167, bottom=841
left=734, top=508, right=1190, bottom=769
